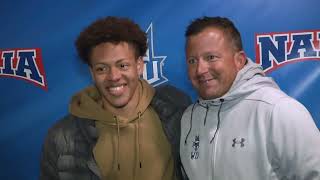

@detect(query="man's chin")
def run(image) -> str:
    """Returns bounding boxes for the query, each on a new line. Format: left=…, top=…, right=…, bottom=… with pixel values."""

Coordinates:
left=199, top=91, right=219, bottom=100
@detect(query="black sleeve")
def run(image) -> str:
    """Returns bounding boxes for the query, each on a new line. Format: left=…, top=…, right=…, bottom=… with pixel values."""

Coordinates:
left=155, top=84, right=192, bottom=109
left=152, top=84, right=192, bottom=180
left=39, top=123, right=61, bottom=180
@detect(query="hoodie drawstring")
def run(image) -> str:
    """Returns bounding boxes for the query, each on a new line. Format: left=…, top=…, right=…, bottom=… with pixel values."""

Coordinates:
left=113, top=112, right=143, bottom=175
left=184, top=103, right=197, bottom=145
left=137, top=112, right=142, bottom=169
left=185, top=99, right=225, bottom=145
left=114, top=116, right=121, bottom=171
left=210, top=99, right=224, bottom=144
left=203, top=104, right=209, bottom=126
left=133, top=112, right=142, bottom=180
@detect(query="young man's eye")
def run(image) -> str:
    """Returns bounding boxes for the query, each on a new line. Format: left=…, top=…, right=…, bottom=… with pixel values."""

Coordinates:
left=96, top=67, right=105, bottom=71
left=119, top=63, right=129, bottom=69
left=94, top=66, right=107, bottom=73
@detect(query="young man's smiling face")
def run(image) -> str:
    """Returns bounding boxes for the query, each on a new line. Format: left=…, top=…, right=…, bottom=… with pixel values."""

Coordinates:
left=89, top=42, right=143, bottom=108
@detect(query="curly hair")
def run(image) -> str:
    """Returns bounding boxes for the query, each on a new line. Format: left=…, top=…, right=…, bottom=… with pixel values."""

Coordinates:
left=75, top=16, right=147, bottom=64
left=185, top=16, right=243, bottom=51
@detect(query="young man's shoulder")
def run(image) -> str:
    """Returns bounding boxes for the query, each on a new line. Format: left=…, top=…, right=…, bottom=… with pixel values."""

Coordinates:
left=45, top=115, right=96, bottom=146
left=153, top=84, right=192, bottom=108
left=47, top=115, right=78, bottom=134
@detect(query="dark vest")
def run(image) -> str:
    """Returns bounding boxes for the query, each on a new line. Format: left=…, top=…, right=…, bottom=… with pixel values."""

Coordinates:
left=40, top=85, right=191, bottom=180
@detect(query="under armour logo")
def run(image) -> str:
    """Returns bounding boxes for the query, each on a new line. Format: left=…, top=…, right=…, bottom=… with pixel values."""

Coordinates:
left=232, top=138, right=245, bottom=147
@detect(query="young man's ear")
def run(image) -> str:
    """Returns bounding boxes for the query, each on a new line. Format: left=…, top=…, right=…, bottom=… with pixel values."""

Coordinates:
left=89, top=65, right=96, bottom=82
left=234, top=51, right=247, bottom=71
left=137, top=56, right=144, bottom=76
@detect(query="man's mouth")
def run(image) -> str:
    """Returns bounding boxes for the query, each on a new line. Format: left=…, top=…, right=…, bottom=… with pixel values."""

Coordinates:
left=199, top=78, right=214, bottom=84
left=107, top=85, right=125, bottom=96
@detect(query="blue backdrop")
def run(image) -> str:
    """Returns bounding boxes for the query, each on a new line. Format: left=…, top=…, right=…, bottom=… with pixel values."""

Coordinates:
left=1, top=0, right=319, bottom=179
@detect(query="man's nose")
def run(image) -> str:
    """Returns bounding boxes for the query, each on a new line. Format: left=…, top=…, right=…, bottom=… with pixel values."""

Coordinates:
left=196, top=59, right=208, bottom=75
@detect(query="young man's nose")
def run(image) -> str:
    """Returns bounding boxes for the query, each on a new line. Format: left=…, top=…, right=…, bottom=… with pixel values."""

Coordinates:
left=108, top=67, right=121, bottom=81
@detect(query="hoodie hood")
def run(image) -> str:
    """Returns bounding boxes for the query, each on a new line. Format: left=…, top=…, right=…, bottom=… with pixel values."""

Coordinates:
left=198, top=58, right=279, bottom=105
left=69, top=79, right=155, bottom=126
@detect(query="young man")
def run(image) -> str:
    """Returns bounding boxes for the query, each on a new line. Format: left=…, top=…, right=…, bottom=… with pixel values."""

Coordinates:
left=180, top=16, right=320, bottom=180
left=40, top=16, right=191, bottom=180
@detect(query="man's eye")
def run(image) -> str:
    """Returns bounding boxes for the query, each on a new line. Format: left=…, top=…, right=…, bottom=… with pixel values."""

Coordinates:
left=188, top=58, right=197, bottom=65
left=206, top=55, right=216, bottom=61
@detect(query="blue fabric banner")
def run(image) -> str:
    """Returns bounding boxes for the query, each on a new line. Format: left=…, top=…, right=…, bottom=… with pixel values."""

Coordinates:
left=1, top=0, right=319, bottom=179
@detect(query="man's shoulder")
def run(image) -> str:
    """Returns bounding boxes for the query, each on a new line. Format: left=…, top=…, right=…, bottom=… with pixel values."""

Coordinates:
left=246, top=86, right=289, bottom=105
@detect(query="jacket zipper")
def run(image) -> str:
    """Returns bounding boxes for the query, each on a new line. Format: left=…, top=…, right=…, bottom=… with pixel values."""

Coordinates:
left=211, top=129, right=220, bottom=179
left=210, top=99, right=224, bottom=179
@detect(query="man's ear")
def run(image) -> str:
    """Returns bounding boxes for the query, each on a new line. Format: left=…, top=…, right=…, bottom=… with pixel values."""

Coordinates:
left=137, top=56, right=144, bottom=76
left=234, top=51, right=247, bottom=71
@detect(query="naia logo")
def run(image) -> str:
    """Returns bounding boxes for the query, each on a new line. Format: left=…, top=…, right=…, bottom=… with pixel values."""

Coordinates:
left=0, top=48, right=47, bottom=90
left=142, top=23, right=168, bottom=87
left=255, top=30, right=320, bottom=73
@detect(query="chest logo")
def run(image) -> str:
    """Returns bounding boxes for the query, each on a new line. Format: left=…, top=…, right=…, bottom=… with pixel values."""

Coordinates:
left=191, top=135, right=200, bottom=159
left=232, top=138, right=245, bottom=148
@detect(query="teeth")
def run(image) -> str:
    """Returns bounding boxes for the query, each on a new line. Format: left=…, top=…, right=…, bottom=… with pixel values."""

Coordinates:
left=200, top=79, right=210, bottom=83
left=108, top=85, right=125, bottom=96
left=109, top=85, right=123, bottom=91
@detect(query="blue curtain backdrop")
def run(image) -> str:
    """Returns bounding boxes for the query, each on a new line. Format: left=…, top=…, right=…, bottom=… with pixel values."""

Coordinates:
left=1, top=0, right=319, bottom=179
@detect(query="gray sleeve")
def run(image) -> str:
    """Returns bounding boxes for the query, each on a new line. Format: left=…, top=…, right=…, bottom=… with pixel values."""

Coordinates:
left=269, top=97, right=320, bottom=179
